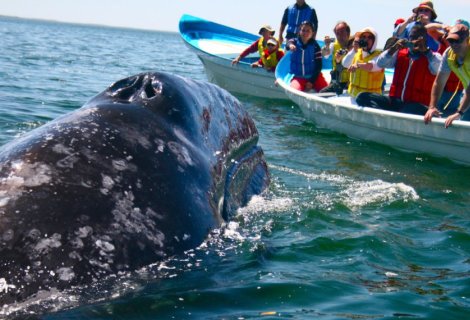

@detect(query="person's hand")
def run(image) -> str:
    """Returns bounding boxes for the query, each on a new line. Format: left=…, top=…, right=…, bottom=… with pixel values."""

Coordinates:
left=444, top=112, right=461, bottom=128
left=231, top=56, right=240, bottom=66
left=424, top=107, right=440, bottom=124
left=415, top=36, right=428, bottom=53
left=348, top=63, right=359, bottom=73
left=395, top=39, right=408, bottom=50
left=407, top=14, right=417, bottom=24
left=334, top=50, right=345, bottom=63
left=251, top=62, right=260, bottom=68
left=388, top=39, right=407, bottom=55
left=288, top=43, right=297, bottom=51
left=305, top=82, right=313, bottom=91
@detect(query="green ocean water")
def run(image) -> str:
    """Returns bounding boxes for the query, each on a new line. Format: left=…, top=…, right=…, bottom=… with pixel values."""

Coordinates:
left=0, top=16, right=469, bottom=319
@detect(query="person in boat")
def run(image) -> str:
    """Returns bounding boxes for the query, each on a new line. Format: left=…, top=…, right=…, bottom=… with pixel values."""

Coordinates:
left=278, top=0, right=318, bottom=47
left=424, top=24, right=470, bottom=127
left=231, top=25, right=275, bottom=66
left=320, top=21, right=352, bottom=95
left=341, top=27, right=384, bottom=101
left=251, top=37, right=285, bottom=72
left=393, top=1, right=440, bottom=52
left=287, top=21, right=327, bottom=92
left=356, top=24, right=442, bottom=115
left=426, top=19, right=469, bottom=115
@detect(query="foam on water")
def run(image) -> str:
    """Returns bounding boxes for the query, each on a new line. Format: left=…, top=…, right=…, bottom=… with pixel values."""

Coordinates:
left=270, top=164, right=419, bottom=210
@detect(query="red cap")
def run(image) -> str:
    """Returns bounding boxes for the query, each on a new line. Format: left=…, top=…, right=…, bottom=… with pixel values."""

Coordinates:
left=394, top=18, right=405, bottom=27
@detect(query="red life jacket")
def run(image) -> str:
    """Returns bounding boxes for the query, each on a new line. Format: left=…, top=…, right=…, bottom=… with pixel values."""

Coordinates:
left=389, top=49, right=436, bottom=105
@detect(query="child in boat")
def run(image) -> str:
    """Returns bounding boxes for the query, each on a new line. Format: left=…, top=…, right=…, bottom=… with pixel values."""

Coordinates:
left=251, top=37, right=285, bottom=72
left=286, top=20, right=327, bottom=92
left=232, top=25, right=275, bottom=66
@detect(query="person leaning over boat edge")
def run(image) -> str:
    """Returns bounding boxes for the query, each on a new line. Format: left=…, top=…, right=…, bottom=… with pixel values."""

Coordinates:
left=278, top=0, right=318, bottom=48
left=251, top=37, right=285, bottom=72
left=320, top=21, right=352, bottom=95
left=287, top=21, right=327, bottom=92
left=341, top=27, right=384, bottom=101
left=426, top=19, right=469, bottom=115
left=424, top=24, right=470, bottom=128
left=232, top=25, right=275, bottom=66
left=356, top=24, right=441, bottom=115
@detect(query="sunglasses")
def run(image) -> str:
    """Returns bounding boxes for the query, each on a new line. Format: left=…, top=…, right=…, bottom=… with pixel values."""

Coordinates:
left=267, top=44, right=276, bottom=47
left=417, top=8, right=431, bottom=13
left=361, top=35, right=374, bottom=40
left=447, top=38, right=464, bottom=45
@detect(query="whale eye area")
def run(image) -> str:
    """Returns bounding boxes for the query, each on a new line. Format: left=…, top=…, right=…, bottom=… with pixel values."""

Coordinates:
left=109, top=74, right=162, bottom=101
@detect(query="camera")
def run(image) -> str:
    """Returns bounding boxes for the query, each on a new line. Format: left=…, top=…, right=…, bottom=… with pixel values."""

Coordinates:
left=337, top=48, right=348, bottom=55
left=358, top=39, right=368, bottom=48
left=404, top=41, right=415, bottom=49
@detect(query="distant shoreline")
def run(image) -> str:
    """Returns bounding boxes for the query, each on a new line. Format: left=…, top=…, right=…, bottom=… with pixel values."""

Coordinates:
left=0, top=14, right=177, bottom=34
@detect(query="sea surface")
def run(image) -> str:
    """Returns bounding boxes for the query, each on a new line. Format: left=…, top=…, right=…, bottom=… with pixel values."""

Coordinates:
left=0, top=16, right=469, bottom=319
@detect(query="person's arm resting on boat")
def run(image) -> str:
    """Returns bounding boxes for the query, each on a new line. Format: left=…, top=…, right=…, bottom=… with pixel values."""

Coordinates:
left=232, top=40, right=259, bottom=65
left=424, top=51, right=450, bottom=124
left=444, top=83, right=470, bottom=128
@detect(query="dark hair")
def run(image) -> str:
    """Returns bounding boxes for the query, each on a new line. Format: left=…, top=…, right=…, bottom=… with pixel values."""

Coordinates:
left=334, top=21, right=351, bottom=35
left=300, top=20, right=316, bottom=32
left=409, top=24, right=427, bottom=39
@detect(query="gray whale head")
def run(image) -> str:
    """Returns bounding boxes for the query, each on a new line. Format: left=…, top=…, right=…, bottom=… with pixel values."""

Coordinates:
left=0, top=71, right=269, bottom=306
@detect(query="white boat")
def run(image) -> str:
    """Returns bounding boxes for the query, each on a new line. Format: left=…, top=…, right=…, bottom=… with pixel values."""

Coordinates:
left=179, top=14, right=332, bottom=100
left=275, top=51, right=470, bottom=165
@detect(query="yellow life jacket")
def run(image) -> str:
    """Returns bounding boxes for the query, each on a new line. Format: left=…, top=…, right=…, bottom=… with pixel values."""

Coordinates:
left=333, top=41, right=350, bottom=84
left=261, top=49, right=283, bottom=70
left=257, top=38, right=268, bottom=57
left=348, top=50, right=385, bottom=98
left=447, top=43, right=470, bottom=89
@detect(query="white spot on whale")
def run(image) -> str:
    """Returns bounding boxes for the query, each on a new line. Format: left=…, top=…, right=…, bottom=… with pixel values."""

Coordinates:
left=34, top=233, right=62, bottom=255
left=95, top=239, right=115, bottom=253
left=56, top=267, right=75, bottom=281
left=112, top=159, right=128, bottom=171
left=75, top=226, right=93, bottom=238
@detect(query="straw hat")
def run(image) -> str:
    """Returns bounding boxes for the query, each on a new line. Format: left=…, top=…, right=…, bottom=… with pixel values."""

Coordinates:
left=412, top=1, right=437, bottom=20
left=258, top=25, right=275, bottom=36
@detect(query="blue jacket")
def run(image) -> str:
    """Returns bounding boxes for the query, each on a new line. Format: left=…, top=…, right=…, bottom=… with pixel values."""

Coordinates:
left=282, top=3, right=318, bottom=39
left=289, top=37, right=323, bottom=82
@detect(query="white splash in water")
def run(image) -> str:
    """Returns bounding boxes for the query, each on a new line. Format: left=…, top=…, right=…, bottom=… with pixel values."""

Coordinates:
left=270, top=164, right=419, bottom=210
left=236, top=195, right=294, bottom=216
left=341, top=180, right=419, bottom=209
